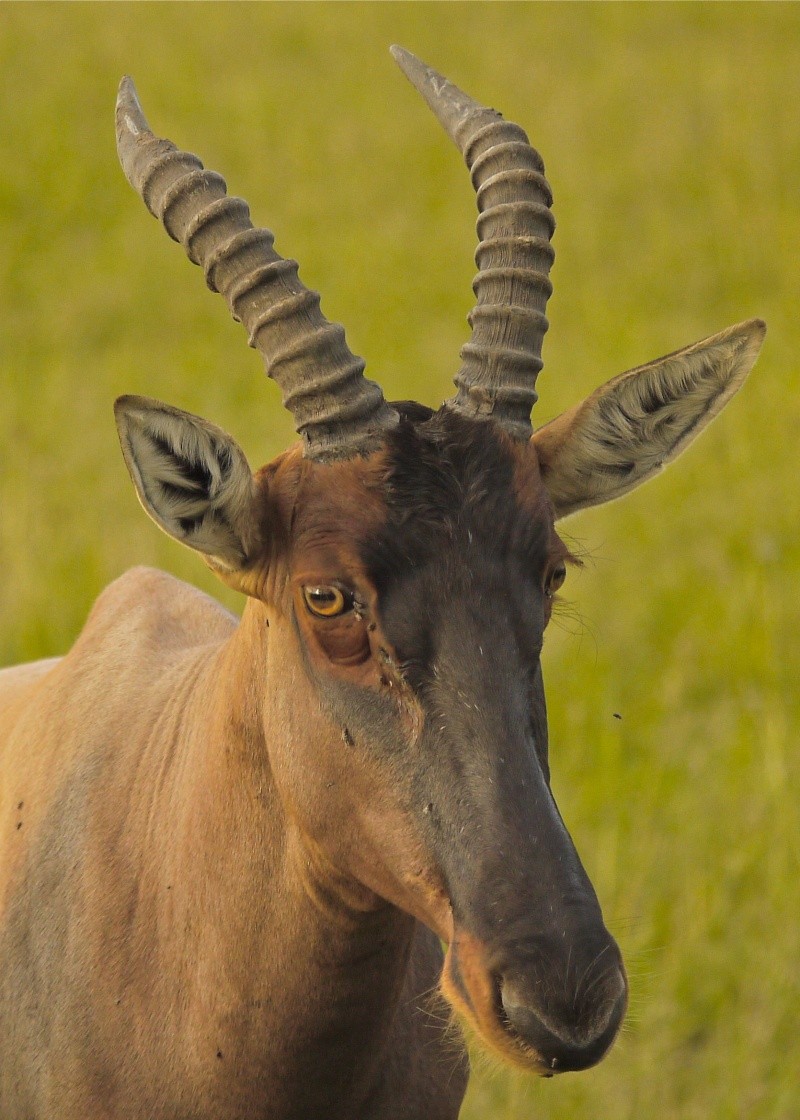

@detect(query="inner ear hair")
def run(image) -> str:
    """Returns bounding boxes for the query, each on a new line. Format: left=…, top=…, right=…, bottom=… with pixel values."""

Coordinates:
left=534, top=319, right=766, bottom=519
left=115, top=395, right=256, bottom=570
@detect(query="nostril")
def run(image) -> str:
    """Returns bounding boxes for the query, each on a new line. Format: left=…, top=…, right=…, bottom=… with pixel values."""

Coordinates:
left=500, top=964, right=627, bottom=1072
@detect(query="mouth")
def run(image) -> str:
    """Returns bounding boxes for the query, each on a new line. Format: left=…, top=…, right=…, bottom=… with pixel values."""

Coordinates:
left=442, top=933, right=552, bottom=1073
left=441, top=928, right=627, bottom=1075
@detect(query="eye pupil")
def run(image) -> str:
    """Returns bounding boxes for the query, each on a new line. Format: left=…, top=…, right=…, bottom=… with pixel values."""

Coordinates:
left=302, top=585, right=350, bottom=618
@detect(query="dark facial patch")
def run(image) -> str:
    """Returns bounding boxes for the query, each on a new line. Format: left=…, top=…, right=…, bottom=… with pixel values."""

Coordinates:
left=358, top=407, right=556, bottom=677
left=363, top=407, right=550, bottom=595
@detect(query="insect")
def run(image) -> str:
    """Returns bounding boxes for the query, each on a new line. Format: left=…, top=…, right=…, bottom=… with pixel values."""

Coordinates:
left=0, top=45, right=764, bottom=1120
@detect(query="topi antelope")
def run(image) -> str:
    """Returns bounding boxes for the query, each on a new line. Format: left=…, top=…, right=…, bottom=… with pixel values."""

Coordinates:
left=0, top=46, right=764, bottom=1120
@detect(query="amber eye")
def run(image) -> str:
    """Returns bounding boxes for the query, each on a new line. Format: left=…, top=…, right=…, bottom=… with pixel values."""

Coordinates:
left=302, top=585, right=352, bottom=618
left=545, top=563, right=567, bottom=599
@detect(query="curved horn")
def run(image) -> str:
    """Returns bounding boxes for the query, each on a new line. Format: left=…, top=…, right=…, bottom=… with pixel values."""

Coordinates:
left=391, top=46, right=555, bottom=440
left=116, top=77, right=397, bottom=462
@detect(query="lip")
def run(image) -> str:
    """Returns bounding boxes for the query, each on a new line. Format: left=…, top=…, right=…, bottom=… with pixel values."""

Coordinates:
left=441, top=930, right=551, bottom=1072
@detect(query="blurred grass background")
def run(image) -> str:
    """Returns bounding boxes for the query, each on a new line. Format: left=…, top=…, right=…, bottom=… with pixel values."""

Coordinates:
left=1, top=3, right=798, bottom=1116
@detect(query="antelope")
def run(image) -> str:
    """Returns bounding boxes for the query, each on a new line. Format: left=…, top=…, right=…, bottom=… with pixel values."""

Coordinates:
left=0, top=46, right=764, bottom=1120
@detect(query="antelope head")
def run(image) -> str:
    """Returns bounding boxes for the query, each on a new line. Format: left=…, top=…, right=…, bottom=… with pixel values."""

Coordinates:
left=114, top=48, right=764, bottom=1074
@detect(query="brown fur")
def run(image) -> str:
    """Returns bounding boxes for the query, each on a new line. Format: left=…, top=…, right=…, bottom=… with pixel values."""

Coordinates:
left=0, top=565, right=466, bottom=1119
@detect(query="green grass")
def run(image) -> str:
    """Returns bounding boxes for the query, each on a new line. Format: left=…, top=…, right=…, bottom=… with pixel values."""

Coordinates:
left=2, top=3, right=798, bottom=1116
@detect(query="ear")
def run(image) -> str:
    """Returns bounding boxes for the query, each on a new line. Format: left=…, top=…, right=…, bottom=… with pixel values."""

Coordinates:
left=115, top=395, right=257, bottom=572
left=533, top=319, right=766, bottom=519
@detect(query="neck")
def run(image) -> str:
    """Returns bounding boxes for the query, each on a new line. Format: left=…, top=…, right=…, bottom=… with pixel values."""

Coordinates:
left=160, top=596, right=418, bottom=1118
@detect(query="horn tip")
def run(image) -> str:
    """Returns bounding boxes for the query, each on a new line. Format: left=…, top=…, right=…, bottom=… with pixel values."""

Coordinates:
left=116, top=75, right=149, bottom=141
left=389, top=44, right=415, bottom=71
left=389, top=44, right=437, bottom=90
left=389, top=44, right=487, bottom=145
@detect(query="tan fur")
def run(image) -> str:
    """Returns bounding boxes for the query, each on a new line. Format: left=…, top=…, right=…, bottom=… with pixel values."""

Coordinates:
left=0, top=568, right=464, bottom=1119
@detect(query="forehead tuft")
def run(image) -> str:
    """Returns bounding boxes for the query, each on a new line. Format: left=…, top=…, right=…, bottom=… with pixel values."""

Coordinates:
left=385, top=407, right=514, bottom=519
left=360, top=407, right=554, bottom=590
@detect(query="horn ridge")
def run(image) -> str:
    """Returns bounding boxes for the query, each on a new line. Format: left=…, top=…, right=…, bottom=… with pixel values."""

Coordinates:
left=391, top=47, right=555, bottom=438
left=116, top=76, right=397, bottom=462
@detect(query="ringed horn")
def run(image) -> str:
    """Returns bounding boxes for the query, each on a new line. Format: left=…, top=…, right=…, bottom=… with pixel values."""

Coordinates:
left=115, top=77, right=398, bottom=462
left=392, top=45, right=555, bottom=440
left=116, top=48, right=555, bottom=453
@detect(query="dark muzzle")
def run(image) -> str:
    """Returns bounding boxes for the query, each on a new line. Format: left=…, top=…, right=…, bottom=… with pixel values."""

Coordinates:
left=498, top=930, right=628, bottom=1072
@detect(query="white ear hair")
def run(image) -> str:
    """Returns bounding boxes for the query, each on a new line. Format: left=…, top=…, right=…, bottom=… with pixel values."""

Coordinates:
left=115, top=395, right=256, bottom=571
left=533, top=319, right=765, bottom=519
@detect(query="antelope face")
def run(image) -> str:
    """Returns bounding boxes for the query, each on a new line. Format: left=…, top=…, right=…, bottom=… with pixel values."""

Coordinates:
left=113, top=43, right=764, bottom=1082
left=275, top=404, right=627, bottom=1073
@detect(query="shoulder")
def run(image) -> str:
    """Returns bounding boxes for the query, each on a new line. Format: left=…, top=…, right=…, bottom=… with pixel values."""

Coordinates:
left=80, top=567, right=238, bottom=651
